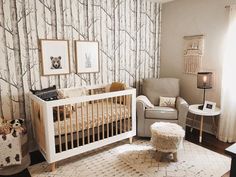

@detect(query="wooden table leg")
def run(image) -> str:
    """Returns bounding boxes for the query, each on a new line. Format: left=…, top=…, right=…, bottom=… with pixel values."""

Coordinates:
left=191, top=114, right=196, bottom=132
left=199, top=115, right=203, bottom=143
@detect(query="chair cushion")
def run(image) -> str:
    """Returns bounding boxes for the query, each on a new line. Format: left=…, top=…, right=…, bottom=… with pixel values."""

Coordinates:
left=142, top=78, right=179, bottom=106
left=145, top=106, right=178, bottom=120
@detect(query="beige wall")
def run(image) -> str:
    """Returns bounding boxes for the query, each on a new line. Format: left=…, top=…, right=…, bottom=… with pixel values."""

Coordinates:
left=160, top=0, right=235, bottom=106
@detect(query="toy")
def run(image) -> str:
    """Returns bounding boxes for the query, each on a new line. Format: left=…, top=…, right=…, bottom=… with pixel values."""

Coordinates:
left=0, top=118, right=12, bottom=135
left=0, top=124, right=12, bottom=135
left=10, top=119, right=26, bottom=135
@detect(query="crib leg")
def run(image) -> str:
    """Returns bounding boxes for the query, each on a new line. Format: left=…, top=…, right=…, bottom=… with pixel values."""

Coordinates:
left=129, top=137, right=133, bottom=144
left=50, top=162, right=56, bottom=172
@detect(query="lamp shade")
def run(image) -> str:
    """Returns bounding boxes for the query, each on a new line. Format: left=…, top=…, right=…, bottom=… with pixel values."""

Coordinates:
left=197, top=72, right=213, bottom=89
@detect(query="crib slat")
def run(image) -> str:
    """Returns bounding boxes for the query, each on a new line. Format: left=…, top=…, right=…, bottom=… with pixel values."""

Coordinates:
left=57, top=106, right=62, bottom=152
left=111, top=97, right=113, bottom=137
left=120, top=96, right=122, bottom=134
left=69, top=104, right=73, bottom=149
left=86, top=102, right=90, bottom=144
left=123, top=95, right=126, bottom=132
left=97, top=100, right=100, bottom=141
left=106, top=98, right=109, bottom=138
left=92, top=101, right=95, bottom=142
left=75, top=103, right=79, bottom=147
left=64, top=106, right=68, bottom=150
left=102, top=99, right=104, bottom=139
left=81, top=103, right=84, bottom=146
left=115, top=97, right=118, bottom=135
left=128, top=95, right=131, bottom=131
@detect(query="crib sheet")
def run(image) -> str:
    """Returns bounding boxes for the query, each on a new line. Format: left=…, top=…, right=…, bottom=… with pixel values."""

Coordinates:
left=54, top=102, right=129, bottom=135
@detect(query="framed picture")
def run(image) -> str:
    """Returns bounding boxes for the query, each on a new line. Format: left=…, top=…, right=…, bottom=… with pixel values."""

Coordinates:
left=40, top=39, right=70, bottom=75
left=75, top=41, right=99, bottom=73
left=203, top=101, right=216, bottom=111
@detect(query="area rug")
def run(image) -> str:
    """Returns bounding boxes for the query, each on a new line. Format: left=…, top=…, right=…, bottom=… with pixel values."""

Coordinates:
left=28, top=139, right=230, bottom=177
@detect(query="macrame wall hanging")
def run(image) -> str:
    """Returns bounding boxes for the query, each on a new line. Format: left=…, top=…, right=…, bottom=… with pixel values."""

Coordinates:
left=183, top=35, right=204, bottom=74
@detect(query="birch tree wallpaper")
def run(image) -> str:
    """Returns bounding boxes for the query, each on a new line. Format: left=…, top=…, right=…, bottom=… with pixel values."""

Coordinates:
left=0, top=0, right=161, bottom=146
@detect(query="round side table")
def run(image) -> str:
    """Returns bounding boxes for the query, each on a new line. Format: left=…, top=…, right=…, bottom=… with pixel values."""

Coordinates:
left=188, top=104, right=221, bottom=143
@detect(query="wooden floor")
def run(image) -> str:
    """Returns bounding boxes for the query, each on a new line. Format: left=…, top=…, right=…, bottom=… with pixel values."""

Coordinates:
left=185, top=126, right=233, bottom=156
left=0, top=126, right=232, bottom=177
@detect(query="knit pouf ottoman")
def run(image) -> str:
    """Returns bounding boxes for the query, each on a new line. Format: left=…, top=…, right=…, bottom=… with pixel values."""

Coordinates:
left=150, top=122, right=185, bottom=162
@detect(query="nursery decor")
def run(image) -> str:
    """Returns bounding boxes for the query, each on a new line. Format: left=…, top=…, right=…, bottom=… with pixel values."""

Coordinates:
left=183, top=35, right=204, bottom=74
left=40, top=40, right=70, bottom=75
left=203, top=101, right=216, bottom=112
left=197, top=72, right=213, bottom=110
left=29, top=84, right=136, bottom=171
left=150, top=122, right=185, bottom=162
left=75, top=41, right=99, bottom=73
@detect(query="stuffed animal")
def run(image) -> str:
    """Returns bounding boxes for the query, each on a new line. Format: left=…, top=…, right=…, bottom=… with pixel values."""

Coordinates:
left=10, top=119, right=26, bottom=135
left=0, top=124, right=12, bottom=135
left=0, top=118, right=12, bottom=135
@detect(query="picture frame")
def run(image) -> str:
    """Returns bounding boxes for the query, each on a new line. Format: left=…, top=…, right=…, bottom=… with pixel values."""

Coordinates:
left=203, top=101, right=216, bottom=111
left=40, top=39, right=70, bottom=75
left=75, top=41, right=99, bottom=73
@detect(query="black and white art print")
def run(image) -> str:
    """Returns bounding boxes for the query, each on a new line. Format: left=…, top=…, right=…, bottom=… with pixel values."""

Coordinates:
left=75, top=41, right=99, bottom=73
left=41, top=40, right=70, bottom=75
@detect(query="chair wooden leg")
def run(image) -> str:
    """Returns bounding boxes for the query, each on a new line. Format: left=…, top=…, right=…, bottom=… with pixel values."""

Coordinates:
left=129, top=137, right=133, bottom=144
left=173, top=152, right=178, bottom=162
left=50, top=162, right=56, bottom=172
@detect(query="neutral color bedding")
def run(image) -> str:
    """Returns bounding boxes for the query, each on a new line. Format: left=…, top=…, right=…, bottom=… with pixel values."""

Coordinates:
left=54, top=102, right=130, bottom=135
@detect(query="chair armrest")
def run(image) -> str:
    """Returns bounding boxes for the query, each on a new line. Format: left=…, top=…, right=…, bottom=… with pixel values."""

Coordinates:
left=136, top=95, right=154, bottom=109
left=136, top=95, right=153, bottom=136
left=176, top=97, right=189, bottom=130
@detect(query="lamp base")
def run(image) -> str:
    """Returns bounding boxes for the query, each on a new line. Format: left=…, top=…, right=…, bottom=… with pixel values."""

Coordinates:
left=198, top=105, right=204, bottom=110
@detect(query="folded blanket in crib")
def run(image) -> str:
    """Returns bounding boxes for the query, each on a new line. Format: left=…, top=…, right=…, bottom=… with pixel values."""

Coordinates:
left=0, top=133, right=22, bottom=167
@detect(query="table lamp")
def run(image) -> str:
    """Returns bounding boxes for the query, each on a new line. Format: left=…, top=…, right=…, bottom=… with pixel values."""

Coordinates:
left=197, top=72, right=213, bottom=110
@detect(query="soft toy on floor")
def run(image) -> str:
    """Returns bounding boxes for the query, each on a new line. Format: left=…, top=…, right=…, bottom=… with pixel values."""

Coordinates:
left=0, top=118, right=12, bottom=135
left=10, top=119, right=26, bottom=136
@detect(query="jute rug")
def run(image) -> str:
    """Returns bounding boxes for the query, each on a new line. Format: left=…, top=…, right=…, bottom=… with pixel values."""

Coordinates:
left=29, top=139, right=230, bottom=177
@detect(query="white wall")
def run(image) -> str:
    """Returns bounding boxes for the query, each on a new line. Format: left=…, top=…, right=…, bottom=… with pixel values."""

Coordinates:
left=160, top=0, right=235, bottom=133
left=161, top=0, right=236, bottom=105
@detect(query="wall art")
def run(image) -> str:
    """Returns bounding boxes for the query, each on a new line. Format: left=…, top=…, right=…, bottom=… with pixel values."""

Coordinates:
left=41, top=40, right=70, bottom=75
left=183, top=35, right=204, bottom=74
left=75, top=41, right=99, bottom=73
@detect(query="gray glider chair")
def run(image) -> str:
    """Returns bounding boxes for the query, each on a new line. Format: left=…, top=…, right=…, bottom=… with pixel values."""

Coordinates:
left=136, top=78, right=189, bottom=137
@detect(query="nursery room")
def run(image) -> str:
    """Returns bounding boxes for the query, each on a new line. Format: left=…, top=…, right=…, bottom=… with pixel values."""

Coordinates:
left=0, top=0, right=236, bottom=176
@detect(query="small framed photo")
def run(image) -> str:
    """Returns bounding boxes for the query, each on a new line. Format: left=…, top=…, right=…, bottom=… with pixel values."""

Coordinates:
left=203, top=101, right=216, bottom=111
left=40, top=39, right=70, bottom=75
left=75, top=41, right=99, bottom=73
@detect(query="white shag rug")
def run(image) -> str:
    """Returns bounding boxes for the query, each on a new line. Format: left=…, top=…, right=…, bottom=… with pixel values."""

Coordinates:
left=28, top=139, right=230, bottom=177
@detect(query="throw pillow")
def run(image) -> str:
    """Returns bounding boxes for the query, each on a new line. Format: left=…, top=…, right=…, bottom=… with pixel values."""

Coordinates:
left=110, top=82, right=126, bottom=92
left=30, top=85, right=58, bottom=101
left=159, top=96, right=176, bottom=108
left=110, top=82, right=126, bottom=104
left=57, top=87, right=87, bottom=99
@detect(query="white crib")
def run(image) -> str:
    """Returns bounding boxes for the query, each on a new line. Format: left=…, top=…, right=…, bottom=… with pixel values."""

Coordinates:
left=29, top=84, right=136, bottom=171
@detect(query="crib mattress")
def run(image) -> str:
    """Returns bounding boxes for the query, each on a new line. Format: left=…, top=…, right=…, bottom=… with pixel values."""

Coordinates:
left=54, top=102, right=130, bottom=135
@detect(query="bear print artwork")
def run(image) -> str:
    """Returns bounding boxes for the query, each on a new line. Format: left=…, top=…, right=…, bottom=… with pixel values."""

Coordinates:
left=51, top=56, right=62, bottom=69
left=40, top=40, right=70, bottom=75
